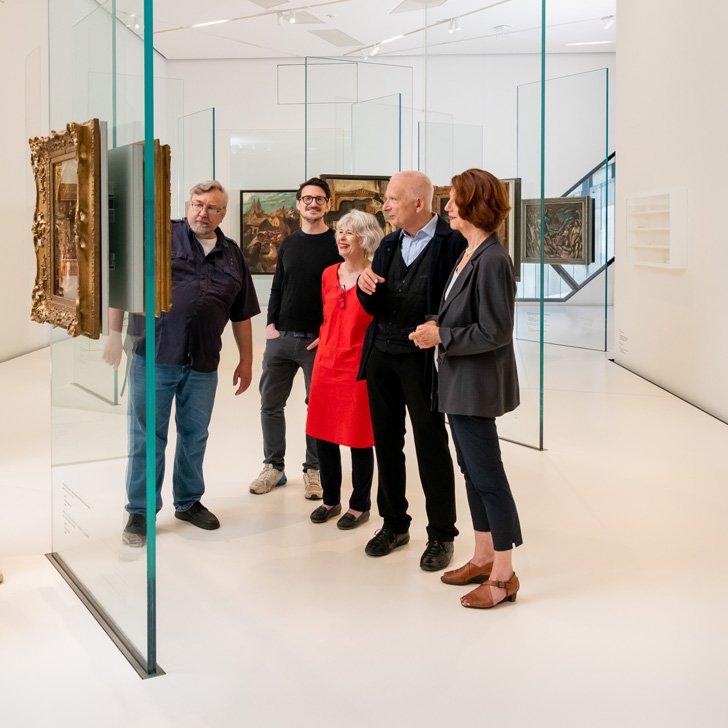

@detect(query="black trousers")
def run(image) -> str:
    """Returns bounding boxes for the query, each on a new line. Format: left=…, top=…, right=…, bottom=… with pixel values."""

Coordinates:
left=365, top=347, right=457, bottom=541
left=448, top=414, right=522, bottom=551
left=315, top=437, right=374, bottom=512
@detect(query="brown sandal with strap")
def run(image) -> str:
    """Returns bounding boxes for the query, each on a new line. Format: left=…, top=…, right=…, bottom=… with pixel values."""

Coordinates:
left=461, top=573, right=520, bottom=609
left=441, top=560, right=493, bottom=586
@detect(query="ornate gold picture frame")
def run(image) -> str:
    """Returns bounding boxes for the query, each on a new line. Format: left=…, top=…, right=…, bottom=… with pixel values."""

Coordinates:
left=154, top=139, right=172, bottom=316
left=29, top=119, right=103, bottom=338
left=321, top=174, right=391, bottom=236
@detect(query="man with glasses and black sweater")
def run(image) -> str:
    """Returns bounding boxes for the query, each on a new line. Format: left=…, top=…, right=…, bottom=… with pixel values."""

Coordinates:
left=249, top=178, right=342, bottom=499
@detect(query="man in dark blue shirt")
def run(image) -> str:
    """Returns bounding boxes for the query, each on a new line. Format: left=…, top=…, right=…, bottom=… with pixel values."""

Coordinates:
left=104, top=180, right=260, bottom=548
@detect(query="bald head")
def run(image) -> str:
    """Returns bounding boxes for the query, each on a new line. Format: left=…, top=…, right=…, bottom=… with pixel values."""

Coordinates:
left=384, top=170, right=435, bottom=236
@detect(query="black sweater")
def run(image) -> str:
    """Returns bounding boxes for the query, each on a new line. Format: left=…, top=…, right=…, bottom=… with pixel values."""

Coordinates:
left=266, top=228, right=341, bottom=333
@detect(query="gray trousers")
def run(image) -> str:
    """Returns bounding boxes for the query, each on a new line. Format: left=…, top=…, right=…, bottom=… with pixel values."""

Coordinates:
left=259, top=331, right=318, bottom=472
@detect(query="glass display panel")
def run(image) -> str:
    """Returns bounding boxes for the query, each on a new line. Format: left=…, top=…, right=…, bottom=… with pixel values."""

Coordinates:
left=351, top=94, right=402, bottom=176
left=419, top=0, right=547, bottom=449
left=177, top=108, right=215, bottom=217
left=417, top=121, right=484, bottom=186
left=305, top=57, right=412, bottom=178
left=47, top=0, right=160, bottom=677
left=517, top=68, right=611, bottom=352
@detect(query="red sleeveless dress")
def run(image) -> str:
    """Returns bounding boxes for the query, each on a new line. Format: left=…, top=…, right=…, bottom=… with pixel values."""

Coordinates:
left=306, top=264, right=374, bottom=448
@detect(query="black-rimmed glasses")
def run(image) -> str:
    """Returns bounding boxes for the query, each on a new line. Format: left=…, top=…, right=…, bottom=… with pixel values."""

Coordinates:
left=300, top=195, right=328, bottom=205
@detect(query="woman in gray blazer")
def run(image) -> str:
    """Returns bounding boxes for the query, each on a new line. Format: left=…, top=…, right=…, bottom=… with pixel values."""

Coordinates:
left=410, top=169, right=522, bottom=609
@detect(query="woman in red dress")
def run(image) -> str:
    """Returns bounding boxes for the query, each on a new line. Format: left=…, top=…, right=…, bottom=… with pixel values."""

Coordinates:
left=306, top=210, right=383, bottom=529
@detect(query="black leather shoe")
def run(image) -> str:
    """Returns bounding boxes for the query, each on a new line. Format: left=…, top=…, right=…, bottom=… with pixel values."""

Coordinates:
left=175, top=501, right=220, bottom=530
left=336, top=510, right=370, bottom=530
left=122, top=513, right=147, bottom=548
left=310, top=503, right=342, bottom=523
left=365, top=527, right=410, bottom=557
left=420, top=540, right=454, bottom=571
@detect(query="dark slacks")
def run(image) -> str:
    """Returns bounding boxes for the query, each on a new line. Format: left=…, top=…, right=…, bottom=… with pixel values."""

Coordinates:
left=365, top=346, right=457, bottom=541
left=315, top=438, right=373, bottom=512
left=259, top=332, right=318, bottom=472
left=448, top=414, right=522, bottom=552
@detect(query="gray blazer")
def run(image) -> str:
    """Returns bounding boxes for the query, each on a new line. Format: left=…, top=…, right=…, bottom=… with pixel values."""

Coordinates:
left=435, top=233, right=520, bottom=417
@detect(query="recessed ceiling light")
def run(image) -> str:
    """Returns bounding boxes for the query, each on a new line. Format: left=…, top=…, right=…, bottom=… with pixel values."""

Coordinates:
left=566, top=41, right=614, bottom=46
left=191, top=19, right=229, bottom=28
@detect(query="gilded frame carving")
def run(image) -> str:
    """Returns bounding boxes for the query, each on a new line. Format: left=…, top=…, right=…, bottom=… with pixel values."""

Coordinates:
left=154, top=140, right=172, bottom=315
left=29, top=119, right=102, bottom=338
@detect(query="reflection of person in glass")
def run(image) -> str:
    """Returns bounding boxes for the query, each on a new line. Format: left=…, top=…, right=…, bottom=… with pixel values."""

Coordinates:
left=409, top=169, right=522, bottom=609
left=306, top=210, right=382, bottom=530
left=103, top=181, right=260, bottom=548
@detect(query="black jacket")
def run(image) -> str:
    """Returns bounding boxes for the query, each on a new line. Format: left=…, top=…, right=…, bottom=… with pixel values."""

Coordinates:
left=356, top=216, right=467, bottom=381
left=435, top=233, right=520, bottom=417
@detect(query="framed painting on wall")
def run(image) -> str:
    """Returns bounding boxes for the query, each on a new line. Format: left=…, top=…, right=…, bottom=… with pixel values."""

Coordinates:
left=321, top=174, right=391, bottom=236
left=521, top=196, right=595, bottom=265
left=29, top=118, right=104, bottom=339
left=433, top=178, right=522, bottom=280
left=240, top=190, right=300, bottom=274
left=433, top=185, right=450, bottom=222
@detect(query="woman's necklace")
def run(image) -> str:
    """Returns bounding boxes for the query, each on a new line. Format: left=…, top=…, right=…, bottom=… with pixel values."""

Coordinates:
left=463, top=238, right=486, bottom=257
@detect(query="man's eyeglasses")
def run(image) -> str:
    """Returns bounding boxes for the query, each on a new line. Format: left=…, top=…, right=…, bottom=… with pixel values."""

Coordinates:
left=335, top=284, right=346, bottom=309
left=300, top=195, right=328, bottom=205
left=190, top=201, right=225, bottom=215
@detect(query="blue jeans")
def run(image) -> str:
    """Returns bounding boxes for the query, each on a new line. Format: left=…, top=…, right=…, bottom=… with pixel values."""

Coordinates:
left=126, top=354, right=218, bottom=516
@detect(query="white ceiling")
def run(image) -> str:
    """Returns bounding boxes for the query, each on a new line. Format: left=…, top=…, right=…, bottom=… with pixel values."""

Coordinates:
left=124, top=0, right=616, bottom=60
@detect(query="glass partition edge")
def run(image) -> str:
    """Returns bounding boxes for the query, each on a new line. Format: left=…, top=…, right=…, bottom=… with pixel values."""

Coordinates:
left=143, top=0, right=158, bottom=677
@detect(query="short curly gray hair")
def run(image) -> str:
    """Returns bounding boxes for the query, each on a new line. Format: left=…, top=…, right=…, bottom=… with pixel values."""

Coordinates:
left=189, top=180, right=229, bottom=208
left=335, top=209, right=383, bottom=259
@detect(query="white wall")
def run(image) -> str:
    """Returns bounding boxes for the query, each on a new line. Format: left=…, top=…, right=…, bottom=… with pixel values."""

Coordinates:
left=0, top=0, right=50, bottom=363
left=614, top=0, right=728, bottom=422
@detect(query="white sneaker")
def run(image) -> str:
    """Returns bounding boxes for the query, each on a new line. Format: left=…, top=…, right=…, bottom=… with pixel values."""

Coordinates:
left=249, top=464, right=287, bottom=494
left=303, top=469, right=323, bottom=500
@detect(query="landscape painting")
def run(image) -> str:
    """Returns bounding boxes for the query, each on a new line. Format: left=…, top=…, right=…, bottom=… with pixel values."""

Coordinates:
left=240, top=190, right=300, bottom=274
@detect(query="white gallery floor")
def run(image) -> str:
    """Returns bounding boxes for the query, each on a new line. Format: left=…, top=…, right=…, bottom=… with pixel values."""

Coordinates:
left=1, top=312, right=727, bottom=728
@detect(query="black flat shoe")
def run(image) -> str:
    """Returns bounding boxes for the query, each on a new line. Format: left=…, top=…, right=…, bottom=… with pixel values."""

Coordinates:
left=364, top=527, right=410, bottom=557
left=336, top=510, right=370, bottom=530
left=310, top=503, right=342, bottom=523
left=420, top=540, right=454, bottom=571
left=175, top=501, right=220, bottom=530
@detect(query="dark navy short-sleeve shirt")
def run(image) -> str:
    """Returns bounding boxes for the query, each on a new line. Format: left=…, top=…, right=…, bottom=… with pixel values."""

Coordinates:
left=131, top=220, right=260, bottom=372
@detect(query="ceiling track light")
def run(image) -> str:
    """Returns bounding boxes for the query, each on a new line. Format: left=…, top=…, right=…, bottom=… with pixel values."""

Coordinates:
left=369, top=44, right=380, bottom=56
left=448, top=17, right=461, bottom=34
left=602, top=15, right=615, bottom=30
left=288, top=10, right=298, bottom=24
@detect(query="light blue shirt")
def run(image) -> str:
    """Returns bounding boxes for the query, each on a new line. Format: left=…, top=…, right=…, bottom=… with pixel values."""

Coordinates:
left=400, top=214, right=438, bottom=266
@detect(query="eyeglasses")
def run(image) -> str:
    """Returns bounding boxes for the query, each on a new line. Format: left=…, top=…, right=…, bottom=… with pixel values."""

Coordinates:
left=190, top=201, right=225, bottom=215
left=300, top=195, right=328, bottom=205
left=335, top=284, right=346, bottom=309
